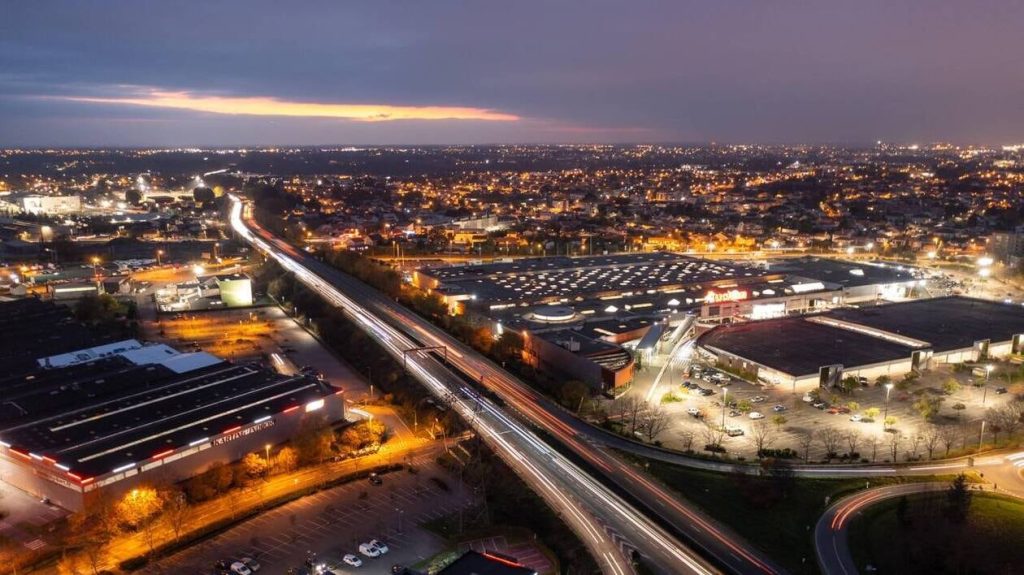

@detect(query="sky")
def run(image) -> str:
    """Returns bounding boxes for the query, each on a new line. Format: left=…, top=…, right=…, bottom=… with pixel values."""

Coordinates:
left=2, top=1, right=1022, bottom=147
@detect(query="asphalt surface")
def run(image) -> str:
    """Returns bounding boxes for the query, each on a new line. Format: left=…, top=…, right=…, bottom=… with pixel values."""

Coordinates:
left=232, top=198, right=720, bottom=575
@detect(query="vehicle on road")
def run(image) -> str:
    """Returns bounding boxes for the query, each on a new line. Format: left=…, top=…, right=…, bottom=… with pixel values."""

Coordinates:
left=342, top=554, right=362, bottom=567
left=358, top=543, right=381, bottom=558
left=748, top=411, right=765, bottom=420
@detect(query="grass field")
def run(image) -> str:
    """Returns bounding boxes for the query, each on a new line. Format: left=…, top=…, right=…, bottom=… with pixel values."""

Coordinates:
left=848, top=492, right=1024, bottom=574
left=639, top=458, right=966, bottom=574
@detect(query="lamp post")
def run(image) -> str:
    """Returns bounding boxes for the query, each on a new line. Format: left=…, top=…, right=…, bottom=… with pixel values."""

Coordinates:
left=264, top=443, right=271, bottom=476
left=722, top=387, right=728, bottom=428
left=156, top=249, right=164, bottom=266
left=883, top=382, right=894, bottom=428
left=91, top=256, right=101, bottom=280
left=979, top=420, right=987, bottom=452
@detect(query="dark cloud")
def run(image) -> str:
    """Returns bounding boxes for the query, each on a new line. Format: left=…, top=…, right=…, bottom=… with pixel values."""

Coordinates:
left=2, top=1, right=1022, bottom=146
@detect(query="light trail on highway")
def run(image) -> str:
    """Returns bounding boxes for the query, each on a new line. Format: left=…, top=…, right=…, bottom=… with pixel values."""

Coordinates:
left=229, top=197, right=721, bottom=575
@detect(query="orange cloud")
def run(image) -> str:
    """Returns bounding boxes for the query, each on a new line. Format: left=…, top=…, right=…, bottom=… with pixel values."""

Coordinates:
left=59, top=89, right=519, bottom=122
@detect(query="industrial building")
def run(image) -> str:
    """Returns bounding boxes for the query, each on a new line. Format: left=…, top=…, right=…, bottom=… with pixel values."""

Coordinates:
left=698, top=296, right=1024, bottom=392
left=0, top=300, right=343, bottom=511
left=414, top=252, right=920, bottom=393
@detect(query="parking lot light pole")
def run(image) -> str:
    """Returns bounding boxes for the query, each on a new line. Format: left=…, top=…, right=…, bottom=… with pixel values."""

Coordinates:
left=883, top=382, right=894, bottom=428
left=722, top=388, right=728, bottom=428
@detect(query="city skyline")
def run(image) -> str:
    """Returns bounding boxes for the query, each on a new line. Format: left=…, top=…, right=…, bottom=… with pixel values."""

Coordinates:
left=4, top=1, right=1024, bottom=147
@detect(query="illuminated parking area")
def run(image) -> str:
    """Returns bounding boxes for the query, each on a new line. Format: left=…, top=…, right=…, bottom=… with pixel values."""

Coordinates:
left=420, top=252, right=769, bottom=304
left=0, top=346, right=342, bottom=511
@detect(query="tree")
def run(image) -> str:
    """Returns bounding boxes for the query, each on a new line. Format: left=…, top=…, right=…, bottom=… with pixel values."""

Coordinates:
left=923, top=426, right=942, bottom=460
left=161, top=489, right=192, bottom=542
left=242, top=452, right=268, bottom=480
left=275, top=446, right=299, bottom=473
left=819, top=427, right=843, bottom=460
left=864, top=435, right=881, bottom=462
left=701, top=424, right=726, bottom=454
left=678, top=428, right=696, bottom=452
left=193, top=186, right=215, bottom=203
left=945, top=474, right=972, bottom=523
left=942, top=378, right=961, bottom=396
left=771, top=414, right=787, bottom=429
left=913, top=396, right=944, bottom=420
left=939, top=425, right=960, bottom=456
left=125, top=188, right=143, bottom=205
left=875, top=375, right=892, bottom=387
left=623, top=396, right=646, bottom=435
left=844, top=430, right=861, bottom=458
left=952, top=402, right=967, bottom=420
left=751, top=421, right=776, bottom=456
left=294, top=413, right=334, bottom=465
left=640, top=405, right=671, bottom=442
left=115, top=486, right=162, bottom=529
left=840, top=376, right=858, bottom=394
left=846, top=401, right=861, bottom=413
left=863, top=407, right=881, bottom=420
left=57, top=549, right=85, bottom=575
left=884, top=415, right=898, bottom=430
left=559, top=380, right=590, bottom=411
left=798, top=430, right=816, bottom=462
left=887, top=431, right=902, bottom=462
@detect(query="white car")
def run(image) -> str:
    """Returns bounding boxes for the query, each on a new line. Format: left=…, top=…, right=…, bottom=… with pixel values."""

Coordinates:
left=801, top=394, right=814, bottom=403
left=686, top=407, right=702, bottom=417
left=850, top=414, right=863, bottom=422
left=369, top=539, right=389, bottom=555
left=342, top=554, right=362, bottom=567
left=240, top=557, right=261, bottom=572
left=748, top=411, right=765, bottom=420
left=358, top=543, right=381, bottom=558
left=230, top=562, right=252, bottom=575
left=751, top=395, right=766, bottom=403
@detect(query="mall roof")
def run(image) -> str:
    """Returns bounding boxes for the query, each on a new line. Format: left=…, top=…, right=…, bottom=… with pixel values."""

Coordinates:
left=826, top=296, right=1024, bottom=352
left=421, top=252, right=772, bottom=304
left=765, top=257, right=919, bottom=289
left=700, top=316, right=918, bottom=377
left=0, top=358, right=333, bottom=479
left=0, top=298, right=114, bottom=374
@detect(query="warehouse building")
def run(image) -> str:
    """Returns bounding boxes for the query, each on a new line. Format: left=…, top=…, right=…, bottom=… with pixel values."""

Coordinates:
left=0, top=340, right=343, bottom=511
left=697, top=296, right=1024, bottom=392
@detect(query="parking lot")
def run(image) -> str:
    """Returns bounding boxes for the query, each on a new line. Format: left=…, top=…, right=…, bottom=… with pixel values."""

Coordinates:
left=154, top=454, right=474, bottom=575
left=639, top=359, right=1022, bottom=462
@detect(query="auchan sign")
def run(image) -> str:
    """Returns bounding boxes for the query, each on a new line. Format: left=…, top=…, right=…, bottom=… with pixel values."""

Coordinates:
left=705, top=289, right=748, bottom=304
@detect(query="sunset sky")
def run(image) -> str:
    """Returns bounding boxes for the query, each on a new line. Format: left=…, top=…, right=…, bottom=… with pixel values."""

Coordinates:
left=3, top=1, right=1023, bottom=146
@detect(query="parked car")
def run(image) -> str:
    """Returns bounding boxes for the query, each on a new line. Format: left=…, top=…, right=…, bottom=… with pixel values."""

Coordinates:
left=240, top=557, right=261, bottom=572
left=230, top=561, right=252, bottom=575
left=748, top=411, right=765, bottom=420
left=849, top=414, right=863, bottom=422
left=342, top=554, right=362, bottom=567
left=358, top=543, right=381, bottom=558
left=368, top=473, right=383, bottom=486
left=369, top=540, right=389, bottom=555
left=802, top=394, right=815, bottom=403
left=728, top=409, right=741, bottom=417
left=724, top=426, right=745, bottom=437
left=812, top=401, right=828, bottom=409
left=772, top=404, right=786, bottom=412
left=996, top=387, right=1009, bottom=394
left=751, top=395, right=766, bottom=403
left=686, top=407, right=702, bottom=417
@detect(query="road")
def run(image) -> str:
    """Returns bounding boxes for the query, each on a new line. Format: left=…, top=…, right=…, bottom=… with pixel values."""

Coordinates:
left=813, top=482, right=946, bottom=575
left=230, top=197, right=725, bottom=575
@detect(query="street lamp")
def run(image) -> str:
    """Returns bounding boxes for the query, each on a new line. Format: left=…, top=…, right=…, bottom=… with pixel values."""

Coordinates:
left=156, top=249, right=164, bottom=265
left=983, top=365, right=994, bottom=406
left=883, top=382, right=894, bottom=427
left=91, top=256, right=101, bottom=279
left=979, top=420, right=987, bottom=452
left=264, top=443, right=271, bottom=476
left=722, top=387, right=728, bottom=428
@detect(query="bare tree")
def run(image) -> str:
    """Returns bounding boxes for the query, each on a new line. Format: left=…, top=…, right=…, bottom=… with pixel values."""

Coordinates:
left=751, top=421, right=776, bottom=456
left=939, top=425, right=959, bottom=457
left=798, top=430, right=817, bottom=462
left=819, top=427, right=843, bottom=460
left=888, top=431, right=902, bottom=462
left=864, top=435, right=881, bottom=462
left=623, top=396, right=646, bottom=435
left=923, top=425, right=942, bottom=460
left=677, top=427, right=696, bottom=451
left=844, top=430, right=861, bottom=458
left=162, top=489, right=192, bottom=542
left=641, top=405, right=672, bottom=441
left=909, top=434, right=924, bottom=460
left=701, top=423, right=726, bottom=453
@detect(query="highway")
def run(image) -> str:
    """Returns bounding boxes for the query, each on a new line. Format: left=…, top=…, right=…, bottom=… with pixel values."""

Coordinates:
left=229, top=197, right=729, bottom=575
